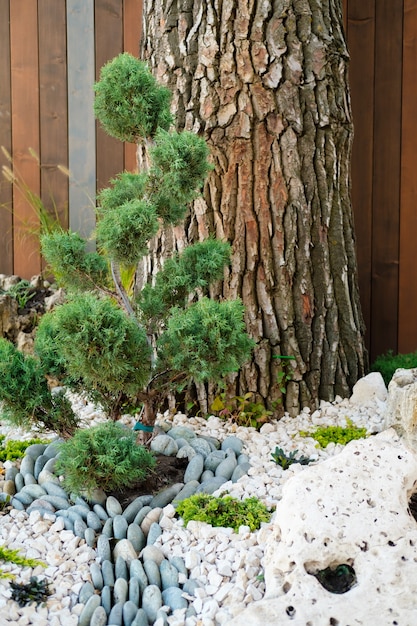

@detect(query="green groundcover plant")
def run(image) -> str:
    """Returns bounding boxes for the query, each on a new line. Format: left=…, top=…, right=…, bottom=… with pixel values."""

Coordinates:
left=55, top=421, right=157, bottom=496
left=0, top=436, right=50, bottom=462
left=175, top=493, right=273, bottom=532
left=300, top=419, right=368, bottom=448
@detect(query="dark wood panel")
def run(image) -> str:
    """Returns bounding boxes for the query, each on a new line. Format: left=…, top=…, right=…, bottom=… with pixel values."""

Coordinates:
left=38, top=0, right=69, bottom=231
left=95, top=0, right=124, bottom=191
left=399, top=0, right=417, bottom=352
left=10, top=0, right=41, bottom=278
left=370, top=0, right=403, bottom=360
left=0, top=0, right=13, bottom=274
left=347, top=0, right=375, bottom=357
left=123, top=0, right=142, bottom=172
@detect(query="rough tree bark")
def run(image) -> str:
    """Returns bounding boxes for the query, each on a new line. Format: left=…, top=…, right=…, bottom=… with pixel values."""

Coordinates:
left=139, top=0, right=368, bottom=416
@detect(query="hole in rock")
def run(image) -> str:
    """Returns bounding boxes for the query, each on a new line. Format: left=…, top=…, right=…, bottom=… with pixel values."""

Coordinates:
left=329, top=619, right=339, bottom=626
left=388, top=540, right=396, bottom=547
left=408, top=492, right=417, bottom=522
left=285, top=606, right=295, bottom=617
left=283, top=582, right=291, bottom=593
left=307, top=562, right=357, bottom=594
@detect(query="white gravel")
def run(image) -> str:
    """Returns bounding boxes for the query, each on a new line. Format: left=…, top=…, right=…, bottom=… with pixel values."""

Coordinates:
left=0, top=391, right=387, bottom=625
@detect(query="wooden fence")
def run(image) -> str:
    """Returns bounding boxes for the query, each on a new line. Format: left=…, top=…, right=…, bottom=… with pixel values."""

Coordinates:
left=0, top=0, right=141, bottom=278
left=1, top=0, right=416, bottom=362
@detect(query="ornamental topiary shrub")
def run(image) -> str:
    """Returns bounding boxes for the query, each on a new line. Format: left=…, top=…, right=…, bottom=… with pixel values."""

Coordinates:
left=30, top=55, right=254, bottom=439
left=54, top=421, right=156, bottom=496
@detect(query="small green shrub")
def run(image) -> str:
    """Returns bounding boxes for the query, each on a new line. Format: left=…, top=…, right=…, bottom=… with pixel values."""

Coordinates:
left=175, top=493, right=272, bottom=532
left=0, top=436, right=50, bottom=462
left=271, top=446, right=313, bottom=470
left=2, top=280, right=35, bottom=309
left=0, top=338, right=79, bottom=438
left=300, top=419, right=367, bottom=448
left=371, top=349, right=417, bottom=386
left=210, top=392, right=272, bottom=430
left=55, top=422, right=156, bottom=496
left=0, top=545, right=45, bottom=580
left=10, top=576, right=50, bottom=605
left=94, top=53, right=173, bottom=142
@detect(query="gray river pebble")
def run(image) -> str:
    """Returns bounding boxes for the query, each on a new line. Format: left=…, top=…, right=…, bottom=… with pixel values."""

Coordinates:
left=101, top=585, right=112, bottom=615
left=130, top=559, right=148, bottom=591
left=108, top=601, right=123, bottom=625
left=123, top=600, right=139, bottom=626
left=131, top=608, right=149, bottom=626
left=106, top=495, right=123, bottom=517
left=160, top=559, right=179, bottom=590
left=79, top=594, right=101, bottom=626
left=150, top=434, right=178, bottom=456
left=127, top=523, right=145, bottom=552
left=150, top=482, right=184, bottom=508
left=115, top=555, right=129, bottom=581
left=113, top=513, right=128, bottom=539
left=162, top=585, right=188, bottom=611
left=141, top=584, right=163, bottom=622
left=90, top=605, right=108, bottom=626
left=143, top=559, right=161, bottom=587
left=167, top=426, right=196, bottom=441
left=101, top=559, right=115, bottom=587
left=184, top=453, right=204, bottom=482
left=114, top=577, right=129, bottom=603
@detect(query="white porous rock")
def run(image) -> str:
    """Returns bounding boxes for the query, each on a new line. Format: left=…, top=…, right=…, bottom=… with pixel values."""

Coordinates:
left=349, top=371, right=387, bottom=405
left=384, top=367, right=417, bottom=451
left=228, top=429, right=417, bottom=625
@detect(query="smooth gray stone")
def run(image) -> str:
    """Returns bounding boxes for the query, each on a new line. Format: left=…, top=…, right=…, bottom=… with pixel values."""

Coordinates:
left=176, top=445, right=196, bottom=461
left=221, top=435, right=244, bottom=455
left=106, top=495, right=123, bottom=517
left=90, top=605, right=108, bottom=626
left=12, top=491, right=34, bottom=506
left=79, top=580, right=95, bottom=604
left=108, top=601, right=123, bottom=625
left=37, top=469, right=59, bottom=486
left=232, top=462, right=251, bottom=482
left=26, top=504, right=56, bottom=517
left=172, top=480, right=199, bottom=505
left=129, top=576, right=141, bottom=606
left=43, top=440, right=61, bottom=458
left=150, top=483, right=183, bottom=509
left=200, top=435, right=221, bottom=449
left=42, top=481, right=68, bottom=499
left=127, top=524, right=145, bottom=553
left=196, top=476, right=227, bottom=495
left=85, top=488, right=107, bottom=506
left=169, top=556, right=187, bottom=576
left=87, top=510, right=103, bottom=532
left=84, top=527, right=96, bottom=548
left=113, top=577, right=128, bottom=603
left=93, top=503, right=109, bottom=521
left=237, top=452, right=250, bottom=465
left=182, top=579, right=201, bottom=595
left=101, top=585, right=112, bottom=615
left=140, top=546, right=164, bottom=566
left=131, top=608, right=149, bottom=626
left=189, top=437, right=212, bottom=458
left=19, top=455, right=35, bottom=477
left=78, top=594, right=101, bottom=626
left=173, top=437, right=188, bottom=449
left=90, top=562, right=104, bottom=590
left=115, top=555, right=128, bottom=581
left=67, top=509, right=84, bottom=524
left=200, top=469, right=214, bottom=482
left=150, top=434, right=178, bottom=456
left=184, top=454, right=204, bottom=483
left=23, top=473, right=37, bottom=486
left=25, top=443, right=48, bottom=458
left=122, top=496, right=146, bottom=524
left=215, top=456, right=237, bottom=480
left=156, top=608, right=169, bottom=624
left=203, top=450, right=226, bottom=472
left=162, top=586, right=188, bottom=611
left=146, top=522, right=162, bottom=546
left=102, top=518, right=114, bottom=538
left=20, top=484, right=47, bottom=499
left=41, top=494, right=70, bottom=510
left=129, top=560, right=148, bottom=592
left=141, top=585, right=162, bottom=623
left=159, top=559, right=179, bottom=590
left=123, top=600, right=139, bottom=626
left=113, top=514, right=128, bottom=539
left=186, top=605, right=197, bottom=618
left=42, top=457, right=57, bottom=473
left=74, top=518, right=88, bottom=539
left=69, top=504, right=89, bottom=520
left=74, top=495, right=91, bottom=509
left=143, top=559, right=161, bottom=588
left=61, top=516, right=75, bottom=531
left=14, top=472, right=24, bottom=491
left=27, top=498, right=55, bottom=513
left=167, top=426, right=196, bottom=441
left=101, top=560, right=115, bottom=588
left=133, top=506, right=152, bottom=527
left=5, top=466, right=18, bottom=482
left=34, top=454, right=49, bottom=479
left=97, top=535, right=111, bottom=562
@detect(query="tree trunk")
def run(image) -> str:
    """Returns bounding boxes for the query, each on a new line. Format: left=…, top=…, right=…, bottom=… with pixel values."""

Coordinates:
left=139, top=0, right=368, bottom=416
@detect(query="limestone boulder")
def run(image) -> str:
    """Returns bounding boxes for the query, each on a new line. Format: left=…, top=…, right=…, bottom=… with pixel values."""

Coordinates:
left=384, top=368, right=417, bottom=450
left=229, top=430, right=417, bottom=625
left=349, top=371, right=387, bottom=405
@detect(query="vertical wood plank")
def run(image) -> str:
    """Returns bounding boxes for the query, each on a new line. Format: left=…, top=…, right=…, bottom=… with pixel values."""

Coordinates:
left=370, top=0, right=403, bottom=361
left=95, top=0, right=124, bottom=191
left=347, top=0, right=375, bottom=357
left=10, top=0, right=41, bottom=278
left=67, top=0, right=96, bottom=241
left=0, top=0, right=13, bottom=274
left=399, top=0, right=417, bottom=352
left=38, top=0, right=69, bottom=231
left=123, top=0, right=142, bottom=172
